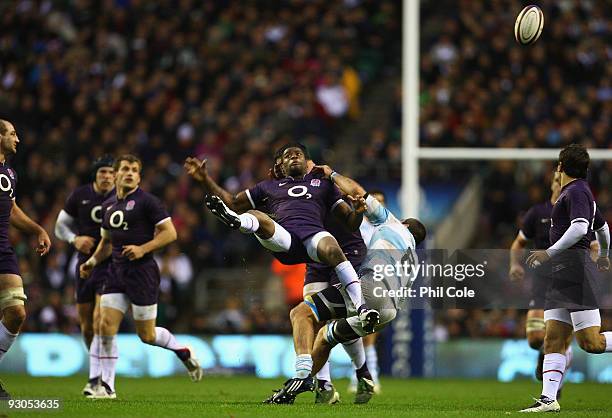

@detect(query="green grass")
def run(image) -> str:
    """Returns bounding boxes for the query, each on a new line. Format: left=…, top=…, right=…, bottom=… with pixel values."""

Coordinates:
left=1, top=375, right=611, bottom=417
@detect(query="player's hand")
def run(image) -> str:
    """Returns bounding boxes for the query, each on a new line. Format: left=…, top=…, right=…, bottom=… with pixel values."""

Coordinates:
left=36, top=230, right=51, bottom=256
left=347, top=195, right=367, bottom=214
left=509, top=263, right=525, bottom=282
left=74, top=235, right=95, bottom=254
left=526, top=250, right=550, bottom=268
left=79, top=262, right=93, bottom=279
left=184, top=157, right=208, bottom=182
left=311, top=165, right=334, bottom=179
left=122, top=245, right=146, bottom=261
left=596, top=256, right=610, bottom=272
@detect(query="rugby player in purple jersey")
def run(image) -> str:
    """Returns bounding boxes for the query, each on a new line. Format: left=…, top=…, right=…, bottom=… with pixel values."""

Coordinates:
left=185, top=143, right=378, bottom=399
left=81, top=155, right=202, bottom=399
left=0, top=120, right=51, bottom=400
left=520, top=144, right=610, bottom=413
left=55, top=155, right=115, bottom=397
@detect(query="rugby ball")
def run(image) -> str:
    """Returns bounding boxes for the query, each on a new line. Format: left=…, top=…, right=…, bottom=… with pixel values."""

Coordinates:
left=514, top=5, right=544, bottom=45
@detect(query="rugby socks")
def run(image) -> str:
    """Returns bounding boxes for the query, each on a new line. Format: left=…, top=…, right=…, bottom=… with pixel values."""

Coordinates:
left=343, top=338, right=366, bottom=369
left=152, top=327, right=190, bottom=361
left=295, top=354, right=313, bottom=379
left=604, top=332, right=612, bottom=352
left=89, top=335, right=101, bottom=383
left=365, top=344, right=380, bottom=385
left=100, top=336, right=118, bottom=393
left=316, top=361, right=332, bottom=390
left=0, top=321, right=17, bottom=362
left=541, top=353, right=566, bottom=401
left=238, top=213, right=259, bottom=233
left=334, top=261, right=363, bottom=309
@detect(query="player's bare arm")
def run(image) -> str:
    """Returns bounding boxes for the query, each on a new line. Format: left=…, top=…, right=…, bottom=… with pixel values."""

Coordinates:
left=122, top=218, right=177, bottom=261
left=312, top=165, right=367, bottom=197
left=10, top=201, right=51, bottom=256
left=184, top=156, right=252, bottom=213
left=509, top=233, right=528, bottom=281
left=80, top=235, right=112, bottom=278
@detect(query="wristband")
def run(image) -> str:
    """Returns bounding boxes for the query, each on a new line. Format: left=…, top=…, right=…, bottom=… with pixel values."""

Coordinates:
left=330, top=171, right=339, bottom=182
left=85, top=256, right=98, bottom=268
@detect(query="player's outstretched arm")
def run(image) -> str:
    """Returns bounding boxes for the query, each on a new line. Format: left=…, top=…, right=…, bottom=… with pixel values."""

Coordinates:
left=122, top=218, right=177, bottom=261
left=10, top=202, right=51, bottom=256
left=184, top=156, right=252, bottom=213
left=80, top=235, right=112, bottom=278
left=509, top=232, right=528, bottom=281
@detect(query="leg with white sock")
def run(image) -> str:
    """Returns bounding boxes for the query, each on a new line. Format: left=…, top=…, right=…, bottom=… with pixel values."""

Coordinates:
left=541, top=319, right=573, bottom=402
left=0, top=319, right=18, bottom=362
left=98, top=305, right=124, bottom=397
left=134, top=312, right=202, bottom=382
left=89, top=296, right=102, bottom=385
left=307, top=234, right=364, bottom=310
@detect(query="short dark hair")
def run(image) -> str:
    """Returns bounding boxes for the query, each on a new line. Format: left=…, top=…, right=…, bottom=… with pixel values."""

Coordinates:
left=273, top=142, right=311, bottom=161
left=402, top=218, right=427, bottom=245
left=558, top=144, right=589, bottom=179
left=369, top=189, right=386, bottom=201
left=113, top=154, right=142, bottom=172
left=0, top=119, right=10, bottom=135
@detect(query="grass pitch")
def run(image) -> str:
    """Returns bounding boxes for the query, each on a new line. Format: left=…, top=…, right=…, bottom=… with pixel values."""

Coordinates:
left=1, top=375, right=611, bottom=417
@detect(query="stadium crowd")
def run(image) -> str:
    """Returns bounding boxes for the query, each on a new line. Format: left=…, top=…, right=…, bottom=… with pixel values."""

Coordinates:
left=0, top=0, right=400, bottom=333
left=0, top=0, right=609, bottom=338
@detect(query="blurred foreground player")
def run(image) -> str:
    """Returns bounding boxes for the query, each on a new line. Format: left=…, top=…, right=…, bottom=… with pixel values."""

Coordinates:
left=81, top=155, right=202, bottom=399
left=520, top=144, right=610, bottom=413
left=55, top=155, right=115, bottom=397
left=0, top=120, right=51, bottom=399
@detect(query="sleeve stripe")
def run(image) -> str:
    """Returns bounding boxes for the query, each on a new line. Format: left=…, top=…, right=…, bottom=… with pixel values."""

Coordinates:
left=245, top=189, right=256, bottom=209
left=331, top=199, right=344, bottom=211
left=571, top=218, right=589, bottom=224
left=155, top=217, right=172, bottom=226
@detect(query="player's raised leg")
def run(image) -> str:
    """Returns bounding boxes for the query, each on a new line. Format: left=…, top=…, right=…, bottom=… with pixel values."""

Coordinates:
left=0, top=274, right=27, bottom=400
left=133, top=306, right=202, bottom=382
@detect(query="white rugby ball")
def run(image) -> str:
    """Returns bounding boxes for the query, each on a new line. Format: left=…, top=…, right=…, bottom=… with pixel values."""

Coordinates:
left=514, top=5, right=544, bottom=45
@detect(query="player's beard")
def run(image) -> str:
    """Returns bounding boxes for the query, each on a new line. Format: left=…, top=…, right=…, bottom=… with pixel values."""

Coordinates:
left=286, top=162, right=306, bottom=177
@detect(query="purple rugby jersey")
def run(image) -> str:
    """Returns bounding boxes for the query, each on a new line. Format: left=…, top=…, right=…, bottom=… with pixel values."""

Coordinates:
left=245, top=172, right=344, bottom=241
left=0, top=163, right=17, bottom=252
left=101, top=188, right=170, bottom=264
left=64, top=184, right=115, bottom=264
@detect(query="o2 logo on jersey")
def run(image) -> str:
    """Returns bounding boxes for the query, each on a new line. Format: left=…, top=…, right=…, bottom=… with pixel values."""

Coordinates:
left=0, top=174, right=14, bottom=198
left=90, top=205, right=103, bottom=224
left=287, top=186, right=312, bottom=199
left=109, top=210, right=129, bottom=230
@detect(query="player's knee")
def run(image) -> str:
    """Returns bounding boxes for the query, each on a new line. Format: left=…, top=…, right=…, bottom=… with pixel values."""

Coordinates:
left=318, top=242, right=345, bottom=265
left=3, top=305, right=26, bottom=333
left=527, top=332, right=544, bottom=350
left=137, top=329, right=156, bottom=345
left=290, top=303, right=313, bottom=324
left=576, top=336, right=603, bottom=354
left=99, top=315, right=116, bottom=336
left=543, top=333, right=566, bottom=353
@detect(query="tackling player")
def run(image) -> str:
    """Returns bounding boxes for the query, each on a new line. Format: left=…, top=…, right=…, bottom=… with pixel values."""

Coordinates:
left=520, top=144, right=610, bottom=413
left=0, top=120, right=51, bottom=399
left=54, top=155, right=115, bottom=397
left=80, top=155, right=202, bottom=399
left=271, top=167, right=426, bottom=403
